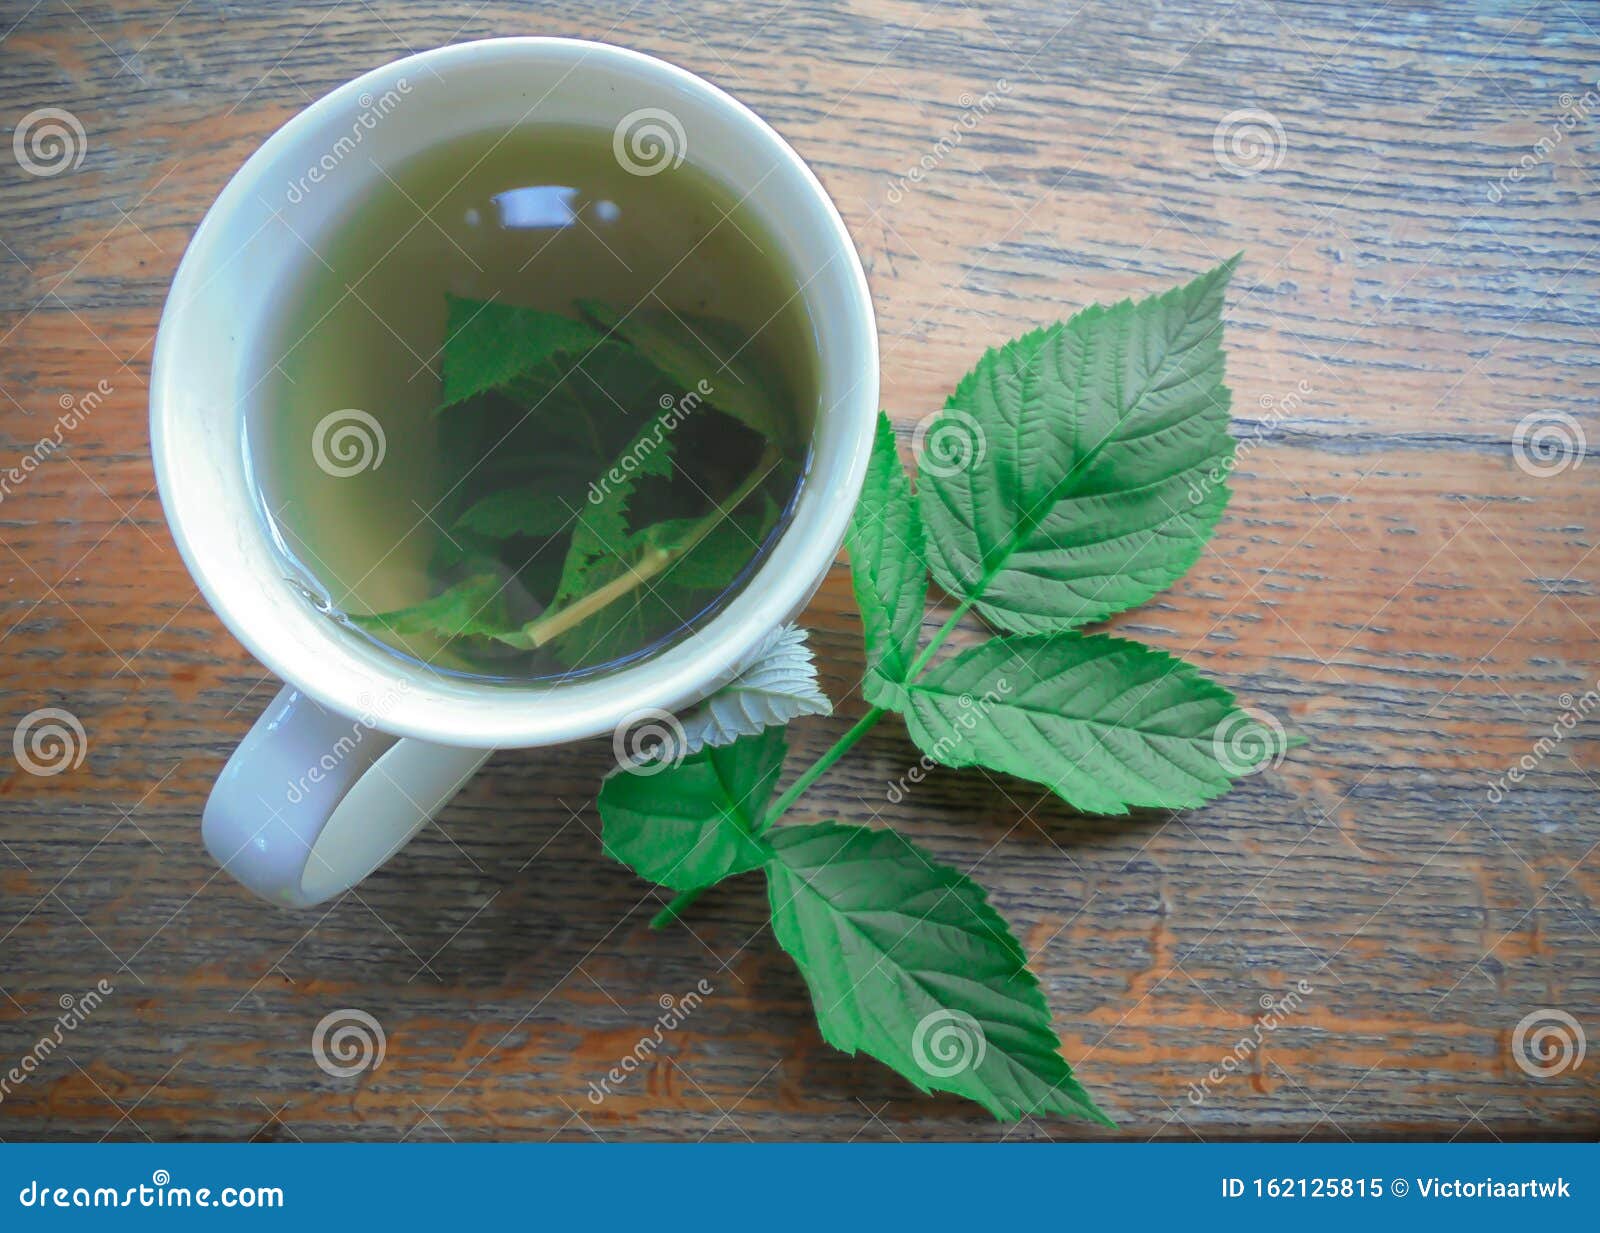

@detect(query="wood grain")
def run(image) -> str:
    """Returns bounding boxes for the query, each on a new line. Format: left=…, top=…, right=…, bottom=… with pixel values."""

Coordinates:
left=1, top=0, right=1597, bottom=1141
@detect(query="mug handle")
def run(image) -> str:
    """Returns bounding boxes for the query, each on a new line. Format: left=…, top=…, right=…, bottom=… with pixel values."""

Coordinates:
left=202, top=686, right=491, bottom=908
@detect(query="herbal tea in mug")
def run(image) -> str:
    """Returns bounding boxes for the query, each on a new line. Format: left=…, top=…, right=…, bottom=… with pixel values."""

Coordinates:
left=248, top=124, right=817, bottom=680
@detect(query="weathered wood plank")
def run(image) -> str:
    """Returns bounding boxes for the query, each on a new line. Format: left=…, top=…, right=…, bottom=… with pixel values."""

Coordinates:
left=1, top=0, right=1596, bottom=1141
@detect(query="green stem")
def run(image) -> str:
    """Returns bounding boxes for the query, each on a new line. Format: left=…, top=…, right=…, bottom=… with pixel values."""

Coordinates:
left=652, top=488, right=994, bottom=930
left=651, top=593, right=985, bottom=930
left=649, top=594, right=984, bottom=931
left=649, top=889, right=704, bottom=929
left=905, top=595, right=976, bottom=678
left=763, top=706, right=886, bottom=824
left=518, top=446, right=778, bottom=648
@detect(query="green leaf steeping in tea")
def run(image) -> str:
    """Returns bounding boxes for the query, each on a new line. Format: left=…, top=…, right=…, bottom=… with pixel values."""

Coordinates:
left=253, top=125, right=815, bottom=681
left=577, top=299, right=797, bottom=447
left=352, top=292, right=800, bottom=674
left=435, top=294, right=604, bottom=413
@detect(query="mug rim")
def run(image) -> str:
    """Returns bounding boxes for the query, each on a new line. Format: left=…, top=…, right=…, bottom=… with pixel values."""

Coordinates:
left=150, top=36, right=878, bottom=748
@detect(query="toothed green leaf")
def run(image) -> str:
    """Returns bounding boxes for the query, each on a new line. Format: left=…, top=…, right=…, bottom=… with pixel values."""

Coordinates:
left=673, top=624, right=832, bottom=755
left=765, top=822, right=1113, bottom=1125
left=436, top=295, right=603, bottom=412
left=600, top=728, right=786, bottom=892
left=919, top=259, right=1238, bottom=635
left=350, top=572, right=522, bottom=641
left=454, top=487, right=581, bottom=540
left=899, top=633, right=1251, bottom=814
left=551, top=410, right=681, bottom=607
left=545, top=490, right=782, bottom=669
left=847, top=411, right=927, bottom=695
left=579, top=300, right=794, bottom=446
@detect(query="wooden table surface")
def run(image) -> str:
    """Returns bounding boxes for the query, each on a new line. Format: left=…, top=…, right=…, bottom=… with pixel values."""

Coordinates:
left=1, top=0, right=1597, bottom=1142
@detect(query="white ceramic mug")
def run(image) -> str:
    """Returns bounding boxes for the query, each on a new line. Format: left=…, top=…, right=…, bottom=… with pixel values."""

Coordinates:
left=150, top=38, right=877, bottom=909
